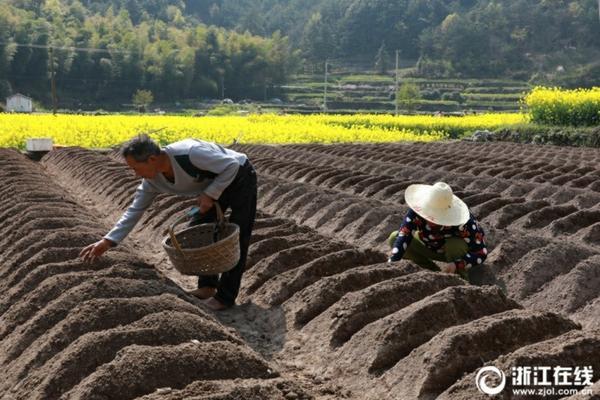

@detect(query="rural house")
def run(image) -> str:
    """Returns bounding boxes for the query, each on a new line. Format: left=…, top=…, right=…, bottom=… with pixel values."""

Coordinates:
left=6, top=93, right=33, bottom=113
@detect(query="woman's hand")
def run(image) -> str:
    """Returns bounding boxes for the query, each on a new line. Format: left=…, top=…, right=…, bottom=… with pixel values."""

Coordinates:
left=441, top=263, right=457, bottom=274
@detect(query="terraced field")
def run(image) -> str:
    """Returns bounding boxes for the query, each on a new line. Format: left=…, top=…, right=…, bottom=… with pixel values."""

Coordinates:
left=2, top=140, right=599, bottom=399
left=281, top=75, right=529, bottom=113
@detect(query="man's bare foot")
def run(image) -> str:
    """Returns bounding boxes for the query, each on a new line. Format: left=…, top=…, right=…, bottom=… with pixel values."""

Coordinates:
left=188, top=287, right=217, bottom=299
left=203, top=297, right=230, bottom=311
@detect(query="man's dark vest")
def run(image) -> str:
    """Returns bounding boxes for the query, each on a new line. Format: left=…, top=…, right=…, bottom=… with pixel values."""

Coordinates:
left=174, top=155, right=217, bottom=181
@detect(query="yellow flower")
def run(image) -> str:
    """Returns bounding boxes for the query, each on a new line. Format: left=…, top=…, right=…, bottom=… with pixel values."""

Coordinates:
left=0, top=112, right=527, bottom=149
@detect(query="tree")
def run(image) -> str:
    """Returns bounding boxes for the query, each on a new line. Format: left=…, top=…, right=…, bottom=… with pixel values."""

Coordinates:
left=396, top=82, right=421, bottom=113
left=374, top=41, right=390, bottom=74
left=301, top=12, right=336, bottom=61
left=132, top=89, right=153, bottom=112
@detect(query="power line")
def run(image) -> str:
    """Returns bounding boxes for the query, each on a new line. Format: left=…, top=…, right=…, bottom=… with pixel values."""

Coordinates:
left=0, top=41, right=143, bottom=54
left=1, top=73, right=144, bottom=83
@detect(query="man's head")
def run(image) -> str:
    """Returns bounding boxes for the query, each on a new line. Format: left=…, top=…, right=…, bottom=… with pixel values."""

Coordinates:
left=121, top=134, right=163, bottom=178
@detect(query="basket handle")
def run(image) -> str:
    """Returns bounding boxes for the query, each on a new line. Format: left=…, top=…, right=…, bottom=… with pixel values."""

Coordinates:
left=168, top=203, right=226, bottom=256
left=168, top=213, right=190, bottom=257
left=213, top=203, right=226, bottom=242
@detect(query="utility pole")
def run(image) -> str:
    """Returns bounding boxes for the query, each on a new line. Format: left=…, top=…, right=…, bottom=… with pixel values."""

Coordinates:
left=220, top=74, right=225, bottom=99
left=323, top=59, right=328, bottom=112
left=49, top=46, right=57, bottom=115
left=394, top=50, right=399, bottom=116
left=598, top=0, right=600, bottom=22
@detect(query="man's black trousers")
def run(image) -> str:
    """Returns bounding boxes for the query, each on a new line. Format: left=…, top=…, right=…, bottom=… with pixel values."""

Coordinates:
left=189, top=160, right=257, bottom=306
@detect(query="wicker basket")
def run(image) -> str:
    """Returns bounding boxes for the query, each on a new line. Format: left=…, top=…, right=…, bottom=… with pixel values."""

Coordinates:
left=162, top=203, right=240, bottom=275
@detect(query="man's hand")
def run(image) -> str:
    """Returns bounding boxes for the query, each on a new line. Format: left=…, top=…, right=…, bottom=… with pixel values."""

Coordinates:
left=79, top=238, right=113, bottom=263
left=197, top=193, right=215, bottom=214
left=441, top=263, right=457, bottom=274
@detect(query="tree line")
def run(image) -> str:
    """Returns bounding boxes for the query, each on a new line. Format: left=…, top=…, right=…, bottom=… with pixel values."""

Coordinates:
left=1, top=0, right=599, bottom=108
left=0, top=0, right=296, bottom=107
left=195, top=0, right=599, bottom=79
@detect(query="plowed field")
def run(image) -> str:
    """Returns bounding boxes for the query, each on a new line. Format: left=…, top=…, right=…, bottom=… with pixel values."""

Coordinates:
left=1, top=140, right=599, bottom=399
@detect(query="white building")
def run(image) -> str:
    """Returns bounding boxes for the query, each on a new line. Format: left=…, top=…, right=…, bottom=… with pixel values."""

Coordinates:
left=6, top=93, right=33, bottom=113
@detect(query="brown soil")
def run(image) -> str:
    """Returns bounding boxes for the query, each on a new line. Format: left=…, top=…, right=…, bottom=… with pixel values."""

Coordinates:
left=441, top=329, right=600, bottom=400
left=1, top=141, right=599, bottom=399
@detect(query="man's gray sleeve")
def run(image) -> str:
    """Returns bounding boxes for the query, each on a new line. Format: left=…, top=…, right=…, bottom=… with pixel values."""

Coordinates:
left=104, top=180, right=159, bottom=244
left=189, top=144, right=241, bottom=200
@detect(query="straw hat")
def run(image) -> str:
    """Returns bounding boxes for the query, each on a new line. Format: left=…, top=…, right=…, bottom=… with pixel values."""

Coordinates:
left=404, top=182, right=469, bottom=226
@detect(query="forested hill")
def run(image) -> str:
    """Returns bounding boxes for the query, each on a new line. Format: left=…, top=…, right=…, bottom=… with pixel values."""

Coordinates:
left=0, top=0, right=295, bottom=106
left=1, top=0, right=599, bottom=107
left=196, top=0, right=600, bottom=79
left=92, top=0, right=600, bottom=73
left=63, top=1, right=600, bottom=60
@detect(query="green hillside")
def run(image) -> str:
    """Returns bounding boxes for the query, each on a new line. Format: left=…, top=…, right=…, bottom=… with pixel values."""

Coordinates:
left=1, top=0, right=598, bottom=110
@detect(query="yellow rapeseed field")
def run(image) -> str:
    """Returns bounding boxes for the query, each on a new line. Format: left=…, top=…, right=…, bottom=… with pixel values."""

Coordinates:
left=524, top=87, right=600, bottom=126
left=0, top=113, right=526, bottom=149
